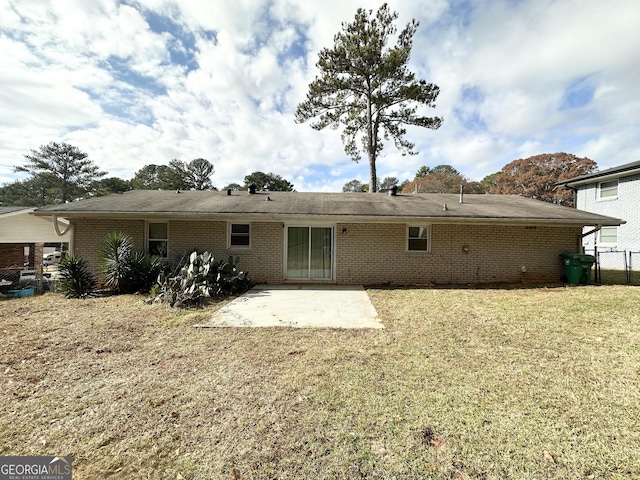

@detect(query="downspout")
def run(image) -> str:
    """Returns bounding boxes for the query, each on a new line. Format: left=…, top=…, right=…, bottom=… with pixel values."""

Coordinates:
left=556, top=181, right=578, bottom=208
left=579, top=226, right=602, bottom=253
left=52, top=215, right=72, bottom=236
left=52, top=215, right=74, bottom=257
left=580, top=225, right=602, bottom=282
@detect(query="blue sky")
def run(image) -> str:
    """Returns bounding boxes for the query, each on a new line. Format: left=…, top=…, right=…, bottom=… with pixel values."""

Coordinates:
left=1, top=0, right=639, bottom=191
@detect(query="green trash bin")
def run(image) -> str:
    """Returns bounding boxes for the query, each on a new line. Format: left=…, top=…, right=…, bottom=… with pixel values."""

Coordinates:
left=561, top=253, right=596, bottom=285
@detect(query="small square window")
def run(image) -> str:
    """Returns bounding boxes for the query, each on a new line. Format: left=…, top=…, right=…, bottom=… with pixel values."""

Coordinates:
left=598, top=180, right=618, bottom=199
left=408, top=226, right=430, bottom=252
left=230, top=223, right=250, bottom=249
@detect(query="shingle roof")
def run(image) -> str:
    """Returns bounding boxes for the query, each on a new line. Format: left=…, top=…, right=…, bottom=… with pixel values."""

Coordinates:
left=0, top=206, right=33, bottom=216
left=33, top=190, right=623, bottom=226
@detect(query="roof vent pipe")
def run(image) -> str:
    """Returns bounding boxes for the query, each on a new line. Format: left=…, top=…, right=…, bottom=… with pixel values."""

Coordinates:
left=389, top=185, right=398, bottom=196
left=459, top=184, right=464, bottom=204
left=248, top=184, right=256, bottom=195
left=226, top=188, right=232, bottom=196
left=443, top=203, right=448, bottom=211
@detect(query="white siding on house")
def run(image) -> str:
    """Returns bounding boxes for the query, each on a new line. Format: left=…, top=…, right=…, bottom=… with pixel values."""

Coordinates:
left=0, top=210, right=71, bottom=243
left=578, top=173, right=640, bottom=267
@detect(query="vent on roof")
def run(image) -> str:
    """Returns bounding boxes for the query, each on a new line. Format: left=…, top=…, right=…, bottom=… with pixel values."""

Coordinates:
left=248, top=184, right=256, bottom=195
left=389, top=185, right=398, bottom=196
left=227, top=189, right=232, bottom=196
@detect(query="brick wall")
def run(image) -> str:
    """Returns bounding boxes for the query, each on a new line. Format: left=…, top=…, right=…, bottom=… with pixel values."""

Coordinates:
left=234, top=222, right=284, bottom=283
left=335, top=223, right=580, bottom=285
left=0, top=243, right=47, bottom=270
left=71, top=218, right=581, bottom=285
left=166, top=220, right=284, bottom=282
left=72, top=219, right=146, bottom=278
left=33, top=243, right=44, bottom=267
left=72, top=219, right=286, bottom=284
left=0, top=244, right=26, bottom=269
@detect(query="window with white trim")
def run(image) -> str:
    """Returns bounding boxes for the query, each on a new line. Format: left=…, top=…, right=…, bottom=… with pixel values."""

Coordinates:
left=230, top=223, right=250, bottom=249
left=407, top=226, right=430, bottom=252
left=598, top=226, right=617, bottom=246
left=598, top=180, right=618, bottom=199
left=148, top=222, right=168, bottom=257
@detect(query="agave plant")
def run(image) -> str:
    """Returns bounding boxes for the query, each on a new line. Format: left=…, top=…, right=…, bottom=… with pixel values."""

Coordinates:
left=153, top=251, right=252, bottom=308
left=58, top=255, right=97, bottom=299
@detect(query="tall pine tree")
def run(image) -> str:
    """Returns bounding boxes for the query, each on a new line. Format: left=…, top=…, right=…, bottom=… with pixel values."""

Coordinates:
left=296, top=4, right=442, bottom=192
left=16, top=142, right=105, bottom=203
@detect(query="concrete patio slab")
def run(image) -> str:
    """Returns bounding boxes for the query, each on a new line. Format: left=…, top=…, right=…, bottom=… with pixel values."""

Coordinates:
left=202, top=284, right=383, bottom=329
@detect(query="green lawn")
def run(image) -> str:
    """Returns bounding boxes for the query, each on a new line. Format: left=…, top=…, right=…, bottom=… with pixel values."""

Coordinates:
left=1, top=285, right=639, bottom=479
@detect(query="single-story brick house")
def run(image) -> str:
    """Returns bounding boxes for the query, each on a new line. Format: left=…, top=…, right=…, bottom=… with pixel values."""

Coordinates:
left=33, top=189, right=623, bottom=285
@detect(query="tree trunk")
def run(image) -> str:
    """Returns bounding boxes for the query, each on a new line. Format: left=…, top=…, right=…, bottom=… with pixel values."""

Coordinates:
left=366, top=82, right=377, bottom=193
left=368, top=154, right=377, bottom=193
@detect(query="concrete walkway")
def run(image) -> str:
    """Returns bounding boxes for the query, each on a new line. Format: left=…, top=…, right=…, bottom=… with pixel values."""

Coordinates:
left=202, top=284, right=383, bottom=329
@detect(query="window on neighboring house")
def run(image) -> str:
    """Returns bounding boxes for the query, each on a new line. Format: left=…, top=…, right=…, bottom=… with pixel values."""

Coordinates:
left=230, top=223, right=250, bottom=249
left=598, top=226, right=618, bottom=246
left=148, top=222, right=168, bottom=257
left=407, top=226, right=430, bottom=252
left=598, top=180, right=618, bottom=199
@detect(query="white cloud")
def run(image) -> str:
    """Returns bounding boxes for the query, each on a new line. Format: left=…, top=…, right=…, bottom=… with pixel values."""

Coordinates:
left=1, top=0, right=639, bottom=190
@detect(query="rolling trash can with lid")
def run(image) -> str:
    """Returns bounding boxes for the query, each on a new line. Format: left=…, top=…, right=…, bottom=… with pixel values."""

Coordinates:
left=561, top=253, right=596, bottom=285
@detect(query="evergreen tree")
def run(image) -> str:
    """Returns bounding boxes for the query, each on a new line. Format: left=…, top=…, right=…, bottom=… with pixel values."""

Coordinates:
left=296, top=4, right=442, bottom=192
left=15, top=142, right=106, bottom=203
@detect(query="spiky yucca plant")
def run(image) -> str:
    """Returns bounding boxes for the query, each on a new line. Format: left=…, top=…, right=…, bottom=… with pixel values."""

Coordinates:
left=58, top=255, right=97, bottom=298
left=99, top=232, right=134, bottom=293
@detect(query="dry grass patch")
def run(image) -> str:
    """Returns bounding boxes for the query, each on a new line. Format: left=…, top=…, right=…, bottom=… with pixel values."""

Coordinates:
left=1, top=286, right=639, bottom=479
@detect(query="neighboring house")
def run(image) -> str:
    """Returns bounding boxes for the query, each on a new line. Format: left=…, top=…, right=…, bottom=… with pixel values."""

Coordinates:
left=33, top=190, right=622, bottom=285
left=557, top=160, right=640, bottom=269
left=0, top=207, right=71, bottom=270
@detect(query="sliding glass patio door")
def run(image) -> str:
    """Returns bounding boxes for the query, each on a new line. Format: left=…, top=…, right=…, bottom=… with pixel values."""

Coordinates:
left=286, top=226, right=333, bottom=280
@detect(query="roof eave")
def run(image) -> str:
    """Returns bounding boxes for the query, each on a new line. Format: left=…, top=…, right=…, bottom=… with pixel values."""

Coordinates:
left=557, top=166, right=640, bottom=188
left=32, top=210, right=624, bottom=227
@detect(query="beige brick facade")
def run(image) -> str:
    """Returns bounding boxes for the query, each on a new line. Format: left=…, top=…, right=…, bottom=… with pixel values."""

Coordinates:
left=71, top=218, right=580, bottom=285
left=73, top=219, right=146, bottom=278
left=336, top=223, right=580, bottom=284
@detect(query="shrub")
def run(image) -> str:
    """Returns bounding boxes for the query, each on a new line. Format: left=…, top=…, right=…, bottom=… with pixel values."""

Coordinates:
left=154, top=251, right=252, bottom=308
left=99, top=232, right=134, bottom=293
left=129, top=250, right=165, bottom=293
left=99, top=232, right=164, bottom=294
left=58, top=255, right=97, bottom=298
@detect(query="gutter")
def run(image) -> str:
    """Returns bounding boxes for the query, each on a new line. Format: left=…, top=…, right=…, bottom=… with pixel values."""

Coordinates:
left=557, top=165, right=640, bottom=189
left=31, top=210, right=625, bottom=227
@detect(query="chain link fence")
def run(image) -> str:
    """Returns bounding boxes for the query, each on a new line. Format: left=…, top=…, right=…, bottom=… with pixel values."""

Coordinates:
left=584, top=248, right=640, bottom=285
left=0, top=265, right=60, bottom=297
